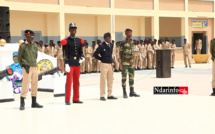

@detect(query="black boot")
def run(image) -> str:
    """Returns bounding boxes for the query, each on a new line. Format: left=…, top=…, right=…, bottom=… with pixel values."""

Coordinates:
left=129, top=87, right=140, bottom=97
left=123, top=87, right=128, bottom=98
left=20, top=97, right=25, bottom=110
left=210, top=88, right=215, bottom=96
left=31, top=96, right=43, bottom=108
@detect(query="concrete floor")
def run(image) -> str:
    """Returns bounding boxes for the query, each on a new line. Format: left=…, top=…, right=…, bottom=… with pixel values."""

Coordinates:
left=0, top=63, right=215, bottom=134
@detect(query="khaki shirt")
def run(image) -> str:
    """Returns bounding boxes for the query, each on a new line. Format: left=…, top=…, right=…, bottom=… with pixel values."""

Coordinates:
left=44, top=47, right=52, bottom=56
left=147, top=44, right=153, bottom=54
left=38, top=46, right=44, bottom=53
left=85, top=46, right=93, bottom=58
left=170, top=43, right=176, bottom=55
left=163, top=41, right=171, bottom=49
left=153, top=44, right=160, bottom=55
left=57, top=46, right=63, bottom=59
left=195, top=39, right=202, bottom=50
left=182, top=43, right=190, bottom=56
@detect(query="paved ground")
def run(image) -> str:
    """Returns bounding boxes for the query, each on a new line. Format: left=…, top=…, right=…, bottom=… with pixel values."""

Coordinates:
left=0, top=62, right=215, bottom=134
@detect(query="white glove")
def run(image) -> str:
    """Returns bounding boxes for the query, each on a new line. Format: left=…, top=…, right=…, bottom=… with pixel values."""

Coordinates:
left=99, top=60, right=101, bottom=62
left=115, top=57, right=117, bottom=61
left=60, top=57, right=63, bottom=60
left=152, top=50, right=154, bottom=54
left=143, top=56, right=145, bottom=58
left=65, top=64, right=70, bottom=73
left=82, top=57, right=85, bottom=62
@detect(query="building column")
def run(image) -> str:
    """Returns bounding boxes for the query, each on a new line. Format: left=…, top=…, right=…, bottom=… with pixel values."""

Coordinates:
left=111, top=15, right=115, bottom=41
left=185, top=17, right=189, bottom=43
left=154, top=0, right=159, bottom=11
left=152, top=16, right=159, bottom=40
left=184, top=0, right=188, bottom=12
left=140, top=17, right=145, bottom=40
left=59, top=0, right=65, bottom=40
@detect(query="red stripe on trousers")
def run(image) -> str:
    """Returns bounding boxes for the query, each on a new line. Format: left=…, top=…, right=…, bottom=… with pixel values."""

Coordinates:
left=65, top=66, right=80, bottom=102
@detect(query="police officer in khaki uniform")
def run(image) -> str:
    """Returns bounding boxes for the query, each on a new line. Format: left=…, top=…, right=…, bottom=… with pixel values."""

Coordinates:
left=144, top=39, right=148, bottom=69
left=18, top=30, right=43, bottom=110
left=91, top=41, right=97, bottom=73
left=38, top=40, right=44, bottom=53
left=163, top=39, right=171, bottom=49
left=170, top=39, right=176, bottom=68
left=147, top=41, right=153, bottom=69
left=182, top=38, right=191, bottom=68
left=116, top=41, right=122, bottom=71
left=85, top=41, right=93, bottom=73
left=138, top=40, right=145, bottom=70
left=195, top=37, right=202, bottom=54
left=152, top=39, right=159, bottom=69
left=133, top=41, right=140, bottom=70
left=81, top=43, right=86, bottom=74
left=95, top=40, right=101, bottom=73
left=57, top=41, right=64, bottom=73
left=112, top=40, right=119, bottom=72
left=44, top=43, right=52, bottom=56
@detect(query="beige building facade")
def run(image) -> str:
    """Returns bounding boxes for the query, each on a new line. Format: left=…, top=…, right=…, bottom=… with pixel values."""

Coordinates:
left=1, top=0, right=215, bottom=61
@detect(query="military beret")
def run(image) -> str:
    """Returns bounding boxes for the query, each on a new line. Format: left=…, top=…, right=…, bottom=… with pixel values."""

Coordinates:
left=24, top=30, right=34, bottom=36
left=125, top=28, right=132, bottom=32
left=69, top=23, right=77, bottom=28
left=172, top=39, right=175, bottom=42
left=104, top=32, right=111, bottom=38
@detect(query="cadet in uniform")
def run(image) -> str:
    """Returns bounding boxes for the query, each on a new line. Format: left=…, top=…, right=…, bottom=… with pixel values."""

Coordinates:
left=147, top=41, right=153, bottom=69
left=210, top=39, right=215, bottom=96
left=112, top=40, right=119, bottom=72
left=44, top=43, right=52, bottom=56
left=138, top=40, right=144, bottom=70
left=152, top=39, right=159, bottom=69
left=119, top=28, right=140, bottom=98
left=81, top=43, right=86, bottom=74
left=57, top=41, right=64, bottom=73
left=18, top=30, right=43, bottom=110
left=182, top=38, right=191, bottom=68
left=133, top=41, right=140, bottom=70
left=85, top=41, right=93, bottom=73
left=95, top=40, right=102, bottom=73
left=91, top=41, right=97, bottom=73
left=170, top=39, right=176, bottom=68
left=61, top=23, right=85, bottom=105
left=116, top=41, right=122, bottom=71
left=94, top=33, right=117, bottom=101
left=195, top=37, right=202, bottom=54
left=38, top=40, right=44, bottom=53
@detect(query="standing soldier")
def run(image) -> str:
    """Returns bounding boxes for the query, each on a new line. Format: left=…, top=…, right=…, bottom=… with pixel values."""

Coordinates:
left=91, top=41, right=97, bottom=73
left=152, top=39, right=159, bottom=69
left=38, top=40, right=44, bottom=53
left=138, top=40, right=145, bottom=70
left=195, top=37, right=202, bottom=54
left=80, top=43, right=86, bottom=74
left=61, top=23, right=85, bottom=105
left=133, top=41, right=140, bottom=70
left=143, top=40, right=148, bottom=69
left=147, top=41, right=153, bottom=69
left=120, top=28, right=140, bottom=98
left=158, top=40, right=163, bottom=49
left=18, top=30, right=43, bottom=110
left=96, top=40, right=102, bottom=73
left=93, top=33, right=117, bottom=101
left=163, top=38, right=171, bottom=49
left=116, top=42, right=122, bottom=71
left=44, top=43, right=51, bottom=56
left=112, top=40, right=119, bottom=72
left=182, top=38, right=191, bottom=68
left=85, top=41, right=93, bottom=73
left=57, top=41, right=64, bottom=73
left=210, top=39, right=215, bottom=96
left=170, top=39, right=176, bottom=68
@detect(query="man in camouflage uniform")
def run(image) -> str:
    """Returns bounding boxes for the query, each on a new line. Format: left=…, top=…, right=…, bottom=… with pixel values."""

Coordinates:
left=119, top=28, right=140, bottom=98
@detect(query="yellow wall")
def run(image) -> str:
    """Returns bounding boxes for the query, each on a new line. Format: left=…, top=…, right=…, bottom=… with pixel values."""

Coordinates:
left=159, top=0, right=184, bottom=11
left=159, top=17, right=181, bottom=37
left=65, top=14, right=110, bottom=37
left=6, top=0, right=58, bottom=5
left=145, top=17, right=152, bottom=37
left=189, top=1, right=213, bottom=12
left=10, top=11, right=59, bottom=36
left=64, top=0, right=110, bottom=8
left=115, top=0, right=153, bottom=10
left=115, top=16, right=141, bottom=37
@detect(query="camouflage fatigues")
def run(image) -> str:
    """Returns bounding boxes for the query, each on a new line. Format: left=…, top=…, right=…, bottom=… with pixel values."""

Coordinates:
left=120, top=39, right=135, bottom=88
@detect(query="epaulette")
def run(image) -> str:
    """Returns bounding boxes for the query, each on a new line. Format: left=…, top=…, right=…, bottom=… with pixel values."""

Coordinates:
left=61, top=38, right=68, bottom=45
left=76, top=37, right=84, bottom=44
